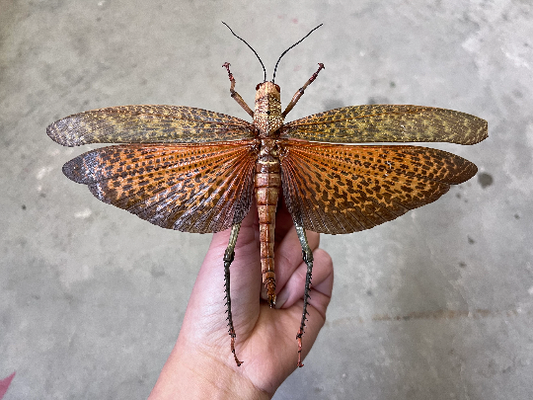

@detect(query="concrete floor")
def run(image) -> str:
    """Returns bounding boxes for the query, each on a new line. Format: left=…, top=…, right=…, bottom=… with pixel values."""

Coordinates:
left=1, top=1, right=532, bottom=399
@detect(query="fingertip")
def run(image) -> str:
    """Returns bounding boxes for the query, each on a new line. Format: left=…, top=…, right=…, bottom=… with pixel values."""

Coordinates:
left=310, top=248, right=334, bottom=296
left=306, top=230, right=320, bottom=250
left=275, top=247, right=333, bottom=311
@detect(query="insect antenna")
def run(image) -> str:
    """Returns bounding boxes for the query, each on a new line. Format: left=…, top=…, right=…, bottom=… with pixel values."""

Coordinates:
left=222, top=21, right=267, bottom=82
left=272, top=23, right=323, bottom=83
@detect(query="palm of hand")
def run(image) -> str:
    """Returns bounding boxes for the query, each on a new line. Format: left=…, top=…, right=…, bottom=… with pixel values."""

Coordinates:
left=177, top=204, right=333, bottom=395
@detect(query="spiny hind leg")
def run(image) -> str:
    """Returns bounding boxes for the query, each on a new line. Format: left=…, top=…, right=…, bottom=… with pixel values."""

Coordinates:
left=223, top=223, right=243, bottom=366
left=294, top=225, right=314, bottom=368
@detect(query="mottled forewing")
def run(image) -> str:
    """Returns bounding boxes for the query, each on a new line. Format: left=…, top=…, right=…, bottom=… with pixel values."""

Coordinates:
left=63, top=141, right=258, bottom=233
left=47, top=105, right=256, bottom=147
left=280, top=141, right=477, bottom=234
left=281, top=105, right=488, bottom=145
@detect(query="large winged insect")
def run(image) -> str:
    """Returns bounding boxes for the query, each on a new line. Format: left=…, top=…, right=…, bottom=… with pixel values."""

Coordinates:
left=47, top=23, right=488, bottom=367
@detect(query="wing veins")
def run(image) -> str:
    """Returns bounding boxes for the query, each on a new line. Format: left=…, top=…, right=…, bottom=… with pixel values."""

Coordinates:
left=66, top=142, right=257, bottom=233
left=281, top=105, right=488, bottom=145
left=280, top=141, right=477, bottom=234
left=47, top=105, right=256, bottom=147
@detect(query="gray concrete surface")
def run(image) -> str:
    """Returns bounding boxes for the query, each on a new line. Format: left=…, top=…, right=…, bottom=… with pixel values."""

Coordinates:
left=1, top=1, right=532, bottom=399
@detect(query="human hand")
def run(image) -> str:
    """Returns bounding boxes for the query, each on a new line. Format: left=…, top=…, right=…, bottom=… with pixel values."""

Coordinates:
left=149, top=203, right=333, bottom=399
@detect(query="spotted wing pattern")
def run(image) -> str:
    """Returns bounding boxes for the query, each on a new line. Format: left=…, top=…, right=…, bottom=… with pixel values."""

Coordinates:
left=281, top=105, right=488, bottom=145
left=47, top=105, right=256, bottom=147
left=63, top=141, right=258, bottom=233
left=280, top=140, right=478, bottom=234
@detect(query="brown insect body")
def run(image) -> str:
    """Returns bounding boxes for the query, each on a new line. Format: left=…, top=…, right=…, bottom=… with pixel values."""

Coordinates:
left=46, top=24, right=488, bottom=368
left=254, top=82, right=284, bottom=306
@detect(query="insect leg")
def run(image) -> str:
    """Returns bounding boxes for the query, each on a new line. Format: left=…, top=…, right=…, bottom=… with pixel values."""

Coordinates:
left=223, top=222, right=243, bottom=366
left=294, top=224, right=314, bottom=368
left=222, top=62, right=254, bottom=118
left=282, top=63, right=325, bottom=118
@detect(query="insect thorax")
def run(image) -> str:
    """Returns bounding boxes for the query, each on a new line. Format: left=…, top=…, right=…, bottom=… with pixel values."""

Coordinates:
left=254, top=81, right=283, bottom=137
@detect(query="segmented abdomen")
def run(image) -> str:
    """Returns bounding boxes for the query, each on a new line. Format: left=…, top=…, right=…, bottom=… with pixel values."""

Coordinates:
left=255, top=143, right=281, bottom=306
